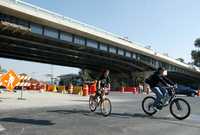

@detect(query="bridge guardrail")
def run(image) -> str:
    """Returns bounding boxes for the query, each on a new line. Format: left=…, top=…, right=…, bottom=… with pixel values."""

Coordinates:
left=5, top=0, right=125, bottom=41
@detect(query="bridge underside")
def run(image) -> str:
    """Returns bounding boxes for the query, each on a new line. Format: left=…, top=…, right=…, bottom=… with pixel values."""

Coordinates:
left=0, top=28, right=153, bottom=74
left=0, top=23, right=200, bottom=87
left=168, top=72, right=200, bottom=88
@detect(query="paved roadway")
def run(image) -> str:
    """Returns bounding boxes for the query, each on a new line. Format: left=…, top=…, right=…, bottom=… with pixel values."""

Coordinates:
left=0, top=92, right=200, bottom=135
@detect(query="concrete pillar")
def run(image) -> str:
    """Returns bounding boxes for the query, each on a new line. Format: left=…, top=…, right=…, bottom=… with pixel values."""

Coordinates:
left=131, top=71, right=154, bottom=86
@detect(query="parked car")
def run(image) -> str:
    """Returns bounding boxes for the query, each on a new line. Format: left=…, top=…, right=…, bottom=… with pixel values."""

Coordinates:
left=175, top=85, right=197, bottom=97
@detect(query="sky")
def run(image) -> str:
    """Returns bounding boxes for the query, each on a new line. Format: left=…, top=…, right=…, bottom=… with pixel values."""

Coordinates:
left=1, top=0, right=200, bottom=80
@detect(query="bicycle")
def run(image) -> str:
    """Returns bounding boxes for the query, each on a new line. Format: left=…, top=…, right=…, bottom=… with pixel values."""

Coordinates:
left=142, top=86, right=191, bottom=120
left=89, top=88, right=112, bottom=116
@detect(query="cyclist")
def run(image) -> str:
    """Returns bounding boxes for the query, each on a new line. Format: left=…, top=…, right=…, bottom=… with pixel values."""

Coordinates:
left=145, top=67, right=175, bottom=110
left=95, top=69, right=111, bottom=98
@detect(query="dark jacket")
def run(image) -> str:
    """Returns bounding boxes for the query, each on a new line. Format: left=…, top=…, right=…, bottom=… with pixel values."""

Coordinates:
left=98, top=75, right=111, bottom=88
left=145, top=71, right=175, bottom=88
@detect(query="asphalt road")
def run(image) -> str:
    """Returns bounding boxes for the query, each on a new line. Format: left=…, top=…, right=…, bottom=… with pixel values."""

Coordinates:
left=0, top=92, right=200, bottom=135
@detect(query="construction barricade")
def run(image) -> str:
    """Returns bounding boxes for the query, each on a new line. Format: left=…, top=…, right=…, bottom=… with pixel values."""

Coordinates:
left=39, top=84, right=46, bottom=93
left=132, top=87, right=138, bottom=94
left=120, top=87, right=125, bottom=93
left=118, top=87, right=138, bottom=94
left=47, top=85, right=53, bottom=92
left=82, top=84, right=89, bottom=96
left=53, top=85, right=57, bottom=92
left=73, top=86, right=82, bottom=95
left=57, top=86, right=67, bottom=94
left=68, top=84, right=73, bottom=94
left=89, top=81, right=97, bottom=95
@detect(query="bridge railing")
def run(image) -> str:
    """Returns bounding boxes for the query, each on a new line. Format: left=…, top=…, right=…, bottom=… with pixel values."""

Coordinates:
left=5, top=0, right=128, bottom=41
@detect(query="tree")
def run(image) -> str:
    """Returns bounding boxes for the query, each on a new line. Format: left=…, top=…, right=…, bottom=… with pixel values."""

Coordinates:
left=191, top=38, right=200, bottom=67
left=194, top=38, right=200, bottom=48
left=79, top=69, right=94, bottom=82
left=176, top=58, right=185, bottom=63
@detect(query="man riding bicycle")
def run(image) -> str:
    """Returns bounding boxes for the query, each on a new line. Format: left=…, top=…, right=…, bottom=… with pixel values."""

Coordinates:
left=89, top=69, right=112, bottom=116
left=145, top=67, right=176, bottom=110
left=95, top=69, right=111, bottom=98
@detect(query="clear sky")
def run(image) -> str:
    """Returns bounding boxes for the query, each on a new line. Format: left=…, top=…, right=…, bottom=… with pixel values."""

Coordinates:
left=1, top=0, right=200, bottom=80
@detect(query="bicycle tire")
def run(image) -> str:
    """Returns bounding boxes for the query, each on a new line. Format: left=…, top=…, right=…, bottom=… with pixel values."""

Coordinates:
left=89, top=95, right=98, bottom=112
left=142, top=96, right=157, bottom=116
left=100, top=98, right=112, bottom=117
left=169, top=98, right=191, bottom=120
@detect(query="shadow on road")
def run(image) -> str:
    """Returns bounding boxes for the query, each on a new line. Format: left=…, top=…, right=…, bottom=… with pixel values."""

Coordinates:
left=0, top=117, right=55, bottom=126
left=47, top=108, right=173, bottom=120
left=110, top=112, right=174, bottom=120
left=47, top=109, right=91, bottom=115
left=47, top=108, right=200, bottom=128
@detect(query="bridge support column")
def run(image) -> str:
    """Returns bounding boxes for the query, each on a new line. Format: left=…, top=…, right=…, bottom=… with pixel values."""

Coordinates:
left=130, top=71, right=154, bottom=93
left=131, top=71, right=154, bottom=86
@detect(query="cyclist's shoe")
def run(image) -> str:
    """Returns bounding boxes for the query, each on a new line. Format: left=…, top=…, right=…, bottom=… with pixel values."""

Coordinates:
left=154, top=103, right=163, bottom=111
left=157, top=105, right=163, bottom=110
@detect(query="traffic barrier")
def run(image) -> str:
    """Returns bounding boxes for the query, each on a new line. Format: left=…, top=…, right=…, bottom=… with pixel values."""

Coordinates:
left=40, top=88, right=44, bottom=93
left=47, top=85, right=53, bottom=91
left=68, top=84, right=73, bottom=94
left=79, top=89, right=83, bottom=96
left=53, top=85, right=57, bottom=92
left=120, top=87, right=125, bottom=93
left=44, top=84, right=47, bottom=92
left=39, top=84, right=46, bottom=93
left=124, top=87, right=134, bottom=92
left=57, top=86, right=67, bottom=94
left=73, top=86, right=82, bottom=94
left=132, top=87, right=138, bottom=94
left=89, top=82, right=97, bottom=95
left=82, top=84, right=89, bottom=96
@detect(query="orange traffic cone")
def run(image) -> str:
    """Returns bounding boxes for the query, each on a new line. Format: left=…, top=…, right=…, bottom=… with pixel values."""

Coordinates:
left=82, top=84, right=89, bottom=96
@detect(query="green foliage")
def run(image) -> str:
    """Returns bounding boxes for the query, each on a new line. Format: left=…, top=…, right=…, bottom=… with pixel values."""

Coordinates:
left=78, top=69, right=96, bottom=82
left=194, top=38, right=200, bottom=48
left=192, top=38, right=200, bottom=67
left=136, top=75, right=144, bottom=85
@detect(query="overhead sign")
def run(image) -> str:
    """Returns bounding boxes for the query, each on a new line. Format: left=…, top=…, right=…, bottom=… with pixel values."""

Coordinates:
left=0, top=70, right=20, bottom=91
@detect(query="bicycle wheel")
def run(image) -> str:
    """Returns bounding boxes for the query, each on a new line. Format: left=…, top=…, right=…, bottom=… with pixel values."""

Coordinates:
left=142, top=96, right=157, bottom=116
left=170, top=98, right=191, bottom=120
left=89, top=95, right=98, bottom=112
left=100, top=98, right=112, bottom=117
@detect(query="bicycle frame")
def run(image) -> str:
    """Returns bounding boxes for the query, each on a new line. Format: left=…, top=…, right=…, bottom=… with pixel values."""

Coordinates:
left=162, top=87, right=183, bottom=111
left=160, top=87, right=176, bottom=107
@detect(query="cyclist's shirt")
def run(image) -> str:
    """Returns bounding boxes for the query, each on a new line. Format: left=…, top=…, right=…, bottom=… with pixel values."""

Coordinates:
left=145, top=72, right=174, bottom=88
left=99, top=75, right=111, bottom=88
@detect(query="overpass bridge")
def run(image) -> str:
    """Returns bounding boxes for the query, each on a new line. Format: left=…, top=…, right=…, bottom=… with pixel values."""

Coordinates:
left=0, top=0, right=200, bottom=87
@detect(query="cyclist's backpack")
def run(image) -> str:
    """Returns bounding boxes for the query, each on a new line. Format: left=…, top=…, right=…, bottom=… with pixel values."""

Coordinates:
left=145, top=74, right=154, bottom=86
